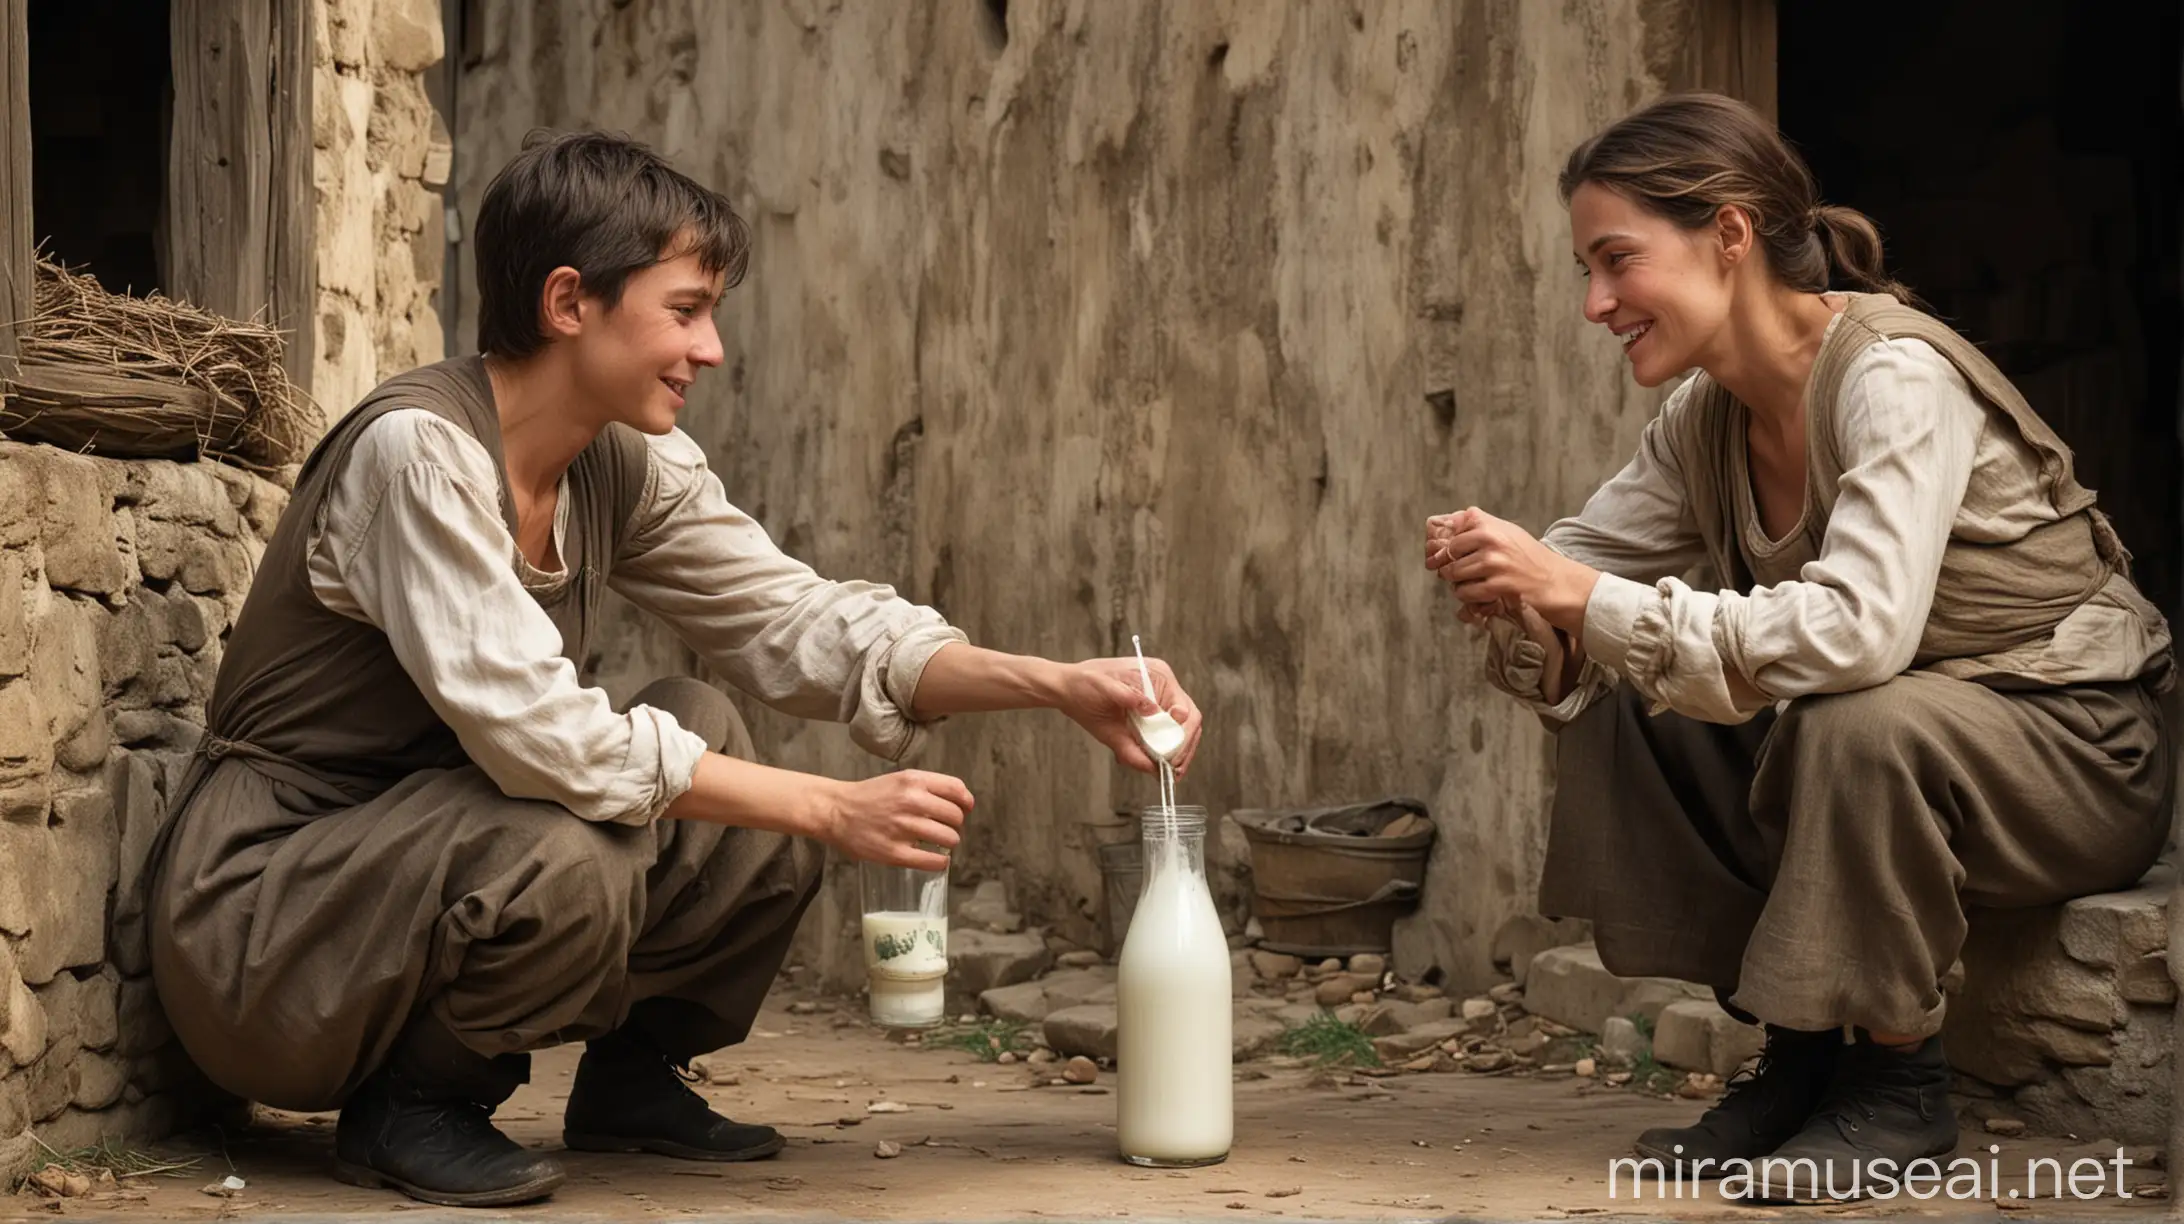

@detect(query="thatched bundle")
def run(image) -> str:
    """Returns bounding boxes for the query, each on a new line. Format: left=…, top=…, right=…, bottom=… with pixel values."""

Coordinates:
left=0, top=259, right=322, bottom=471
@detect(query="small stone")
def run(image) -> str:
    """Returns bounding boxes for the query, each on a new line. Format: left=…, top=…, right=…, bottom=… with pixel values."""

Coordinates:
left=1232, top=1013, right=1287, bottom=1059
left=1574, top=1057, right=1596, bottom=1077
left=29, top=1166, right=81, bottom=1197
left=875, top=1141, right=903, bottom=1159
left=1057, top=950, right=1105, bottom=969
left=1600, top=1016, right=1647, bottom=1066
left=1315, top=974, right=1375, bottom=1007
left=1393, top=983, right=1444, bottom=1003
left=1604, top=1071, right=1632, bottom=1086
left=787, top=1001, right=818, bottom=1015
left=1349, top=991, right=1375, bottom=1005
left=1488, top=982, right=1524, bottom=1004
left=1347, top=953, right=1387, bottom=978
left=1676, top=1072, right=1719, bottom=1099
left=948, top=930, right=1054, bottom=995
left=1372, top=1018, right=1472, bottom=1062
left=980, top=980, right=1052, bottom=1024
left=1984, top=1117, right=2027, bottom=1136
left=1459, top=997, right=1498, bottom=1025
left=997, top=1051, right=1018, bottom=1065
left=1352, top=1005, right=1406, bottom=1038
left=1250, top=951, right=1303, bottom=979
left=1465, top=1050, right=1513, bottom=1073
left=1505, top=1030, right=1548, bottom=1057
left=1402, top=1054, right=1438, bottom=1073
left=1062, top=1056, right=1098, bottom=1084
left=958, top=1013, right=977, bottom=1024
left=1315, top=958, right=1343, bottom=974
left=866, top=1100, right=910, bottom=1114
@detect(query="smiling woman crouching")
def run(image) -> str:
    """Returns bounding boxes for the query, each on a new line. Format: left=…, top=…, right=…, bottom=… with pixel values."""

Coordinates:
left=1423, top=93, right=2173, bottom=1198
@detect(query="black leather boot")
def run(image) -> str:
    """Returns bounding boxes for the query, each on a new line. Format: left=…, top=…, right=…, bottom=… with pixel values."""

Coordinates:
left=1745, top=1032, right=1960, bottom=1203
left=563, top=1029, right=784, bottom=1162
left=333, top=1019, right=565, bottom=1208
left=1633, top=1024, right=1841, bottom=1169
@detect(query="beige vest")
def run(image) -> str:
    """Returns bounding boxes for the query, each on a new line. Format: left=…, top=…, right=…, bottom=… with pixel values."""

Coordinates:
left=1666, top=293, right=2167, bottom=687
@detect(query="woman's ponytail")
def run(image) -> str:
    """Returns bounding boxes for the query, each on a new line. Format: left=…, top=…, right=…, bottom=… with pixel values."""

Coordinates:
left=1812, top=204, right=1915, bottom=305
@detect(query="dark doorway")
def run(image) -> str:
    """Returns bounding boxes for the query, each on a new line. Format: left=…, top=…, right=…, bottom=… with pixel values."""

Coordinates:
left=1779, top=0, right=2184, bottom=618
left=29, top=0, right=174, bottom=296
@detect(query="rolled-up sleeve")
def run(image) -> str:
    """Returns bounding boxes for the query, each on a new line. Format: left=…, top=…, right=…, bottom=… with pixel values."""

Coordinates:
left=608, top=429, right=967, bottom=762
left=1482, top=618, right=1618, bottom=727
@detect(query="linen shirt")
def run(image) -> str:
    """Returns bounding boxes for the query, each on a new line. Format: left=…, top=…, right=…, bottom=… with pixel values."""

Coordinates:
left=306, top=408, right=966, bottom=824
left=1486, top=329, right=2169, bottom=724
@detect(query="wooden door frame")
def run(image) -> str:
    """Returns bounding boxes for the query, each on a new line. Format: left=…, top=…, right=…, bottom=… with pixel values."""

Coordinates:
left=168, top=0, right=315, bottom=393
left=0, top=0, right=29, bottom=384
left=1675, top=0, right=1778, bottom=117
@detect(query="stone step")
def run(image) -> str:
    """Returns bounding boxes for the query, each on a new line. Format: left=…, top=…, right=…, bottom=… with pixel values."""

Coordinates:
left=1650, top=998, right=1764, bottom=1079
left=1521, top=943, right=1709, bottom=1037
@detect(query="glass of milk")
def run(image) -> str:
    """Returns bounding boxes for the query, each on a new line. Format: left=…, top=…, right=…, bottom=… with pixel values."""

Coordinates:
left=1116, top=804, right=1233, bottom=1167
left=859, top=858, right=950, bottom=1028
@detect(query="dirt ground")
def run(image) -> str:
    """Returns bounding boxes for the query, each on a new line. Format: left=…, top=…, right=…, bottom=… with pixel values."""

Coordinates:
left=3, top=994, right=2170, bottom=1223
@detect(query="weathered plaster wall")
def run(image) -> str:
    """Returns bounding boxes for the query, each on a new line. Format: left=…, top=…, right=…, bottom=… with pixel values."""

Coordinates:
left=453, top=0, right=1692, bottom=992
left=312, top=0, right=449, bottom=419
left=0, top=443, right=287, bottom=1181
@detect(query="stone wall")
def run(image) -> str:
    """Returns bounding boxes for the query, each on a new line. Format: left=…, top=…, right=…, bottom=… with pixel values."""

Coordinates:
left=451, top=0, right=1710, bottom=995
left=312, top=0, right=450, bottom=420
left=0, top=443, right=287, bottom=1181
left=1948, top=870, right=2174, bottom=1146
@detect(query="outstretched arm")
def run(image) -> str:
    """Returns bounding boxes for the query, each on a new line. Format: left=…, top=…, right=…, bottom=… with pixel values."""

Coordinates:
left=908, top=643, right=1205, bottom=776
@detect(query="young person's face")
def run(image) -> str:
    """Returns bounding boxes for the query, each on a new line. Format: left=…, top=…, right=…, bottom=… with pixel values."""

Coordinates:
left=1568, top=183, right=1737, bottom=388
left=570, top=243, right=728, bottom=434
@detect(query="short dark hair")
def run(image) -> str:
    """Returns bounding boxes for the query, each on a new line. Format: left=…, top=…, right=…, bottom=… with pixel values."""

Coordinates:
left=473, top=129, right=751, bottom=358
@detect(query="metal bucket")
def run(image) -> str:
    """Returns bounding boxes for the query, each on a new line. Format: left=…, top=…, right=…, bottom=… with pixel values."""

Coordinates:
left=1233, top=798, right=1434, bottom=959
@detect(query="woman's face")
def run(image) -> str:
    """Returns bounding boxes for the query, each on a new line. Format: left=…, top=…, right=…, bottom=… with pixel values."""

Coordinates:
left=1568, top=182, right=1735, bottom=388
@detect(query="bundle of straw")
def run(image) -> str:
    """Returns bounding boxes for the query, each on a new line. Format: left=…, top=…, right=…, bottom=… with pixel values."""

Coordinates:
left=0, top=259, right=322, bottom=471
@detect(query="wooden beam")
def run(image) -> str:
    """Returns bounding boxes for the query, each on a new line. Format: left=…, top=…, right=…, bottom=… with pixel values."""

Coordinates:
left=168, top=0, right=273, bottom=324
left=1676, top=0, right=1778, bottom=120
left=269, top=0, right=313, bottom=396
left=0, top=0, right=29, bottom=383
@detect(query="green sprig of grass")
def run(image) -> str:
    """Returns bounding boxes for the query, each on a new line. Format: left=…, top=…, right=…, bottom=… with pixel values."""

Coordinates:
left=1277, top=1014, right=1382, bottom=1067
left=923, top=1018, right=1033, bottom=1062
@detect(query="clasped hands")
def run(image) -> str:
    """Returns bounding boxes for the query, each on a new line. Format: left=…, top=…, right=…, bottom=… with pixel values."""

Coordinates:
left=1423, top=507, right=1600, bottom=702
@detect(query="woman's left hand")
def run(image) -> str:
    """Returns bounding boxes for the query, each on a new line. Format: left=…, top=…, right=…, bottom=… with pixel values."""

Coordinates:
left=1426, top=507, right=1600, bottom=634
left=1052, top=657, right=1205, bottom=776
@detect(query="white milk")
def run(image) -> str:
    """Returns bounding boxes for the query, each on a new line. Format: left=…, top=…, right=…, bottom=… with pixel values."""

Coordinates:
left=862, top=911, right=947, bottom=1028
left=1116, top=798, right=1233, bottom=1166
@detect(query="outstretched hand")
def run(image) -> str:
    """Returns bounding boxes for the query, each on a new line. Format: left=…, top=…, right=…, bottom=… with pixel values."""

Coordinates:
left=1053, top=657, right=1205, bottom=776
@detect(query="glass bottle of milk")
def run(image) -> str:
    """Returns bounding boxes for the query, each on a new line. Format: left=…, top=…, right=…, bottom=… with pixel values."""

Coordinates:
left=1116, top=804, right=1232, bottom=1167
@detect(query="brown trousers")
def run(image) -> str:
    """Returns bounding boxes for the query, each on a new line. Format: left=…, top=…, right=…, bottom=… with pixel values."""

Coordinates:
left=150, top=678, right=823, bottom=1112
left=1538, top=672, right=2171, bottom=1037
